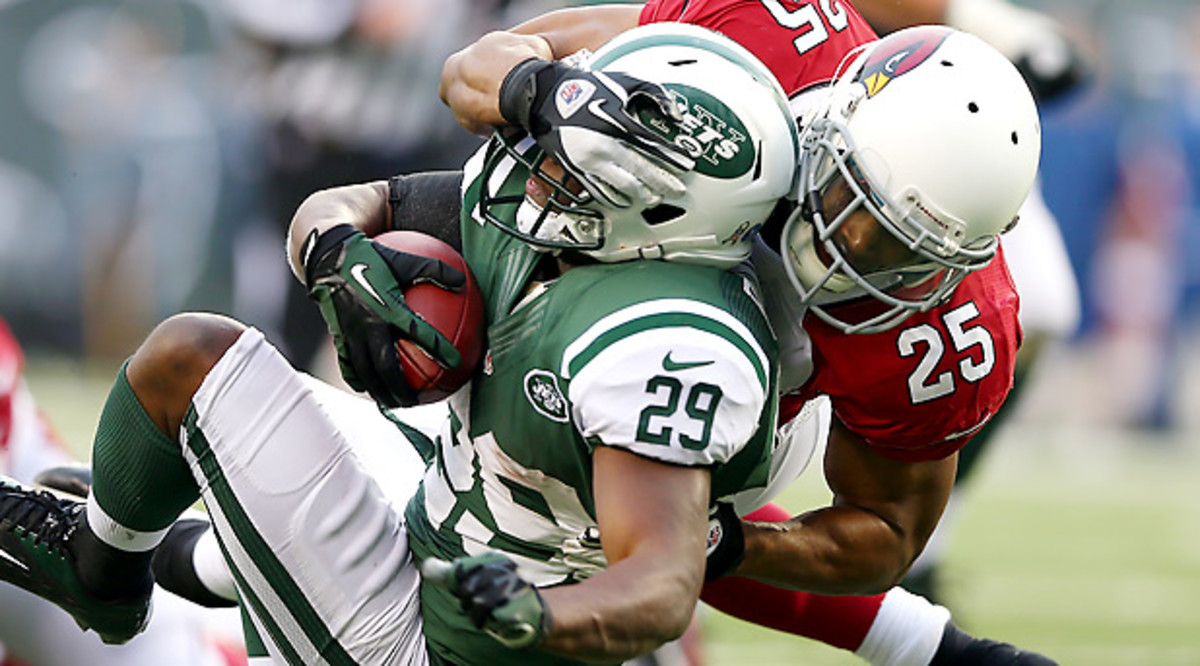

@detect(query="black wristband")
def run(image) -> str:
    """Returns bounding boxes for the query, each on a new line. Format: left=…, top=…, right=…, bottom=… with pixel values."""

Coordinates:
left=498, top=57, right=554, bottom=131
left=387, top=175, right=405, bottom=232
left=705, top=503, right=746, bottom=582
left=301, top=223, right=360, bottom=288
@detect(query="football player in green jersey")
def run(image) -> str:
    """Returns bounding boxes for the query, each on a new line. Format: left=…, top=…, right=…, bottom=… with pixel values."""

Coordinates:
left=0, top=23, right=801, bottom=666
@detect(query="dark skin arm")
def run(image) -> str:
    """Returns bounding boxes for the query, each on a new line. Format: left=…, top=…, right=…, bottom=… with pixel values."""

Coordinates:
left=735, top=418, right=957, bottom=594
left=539, top=446, right=709, bottom=661
left=285, top=180, right=391, bottom=282
left=852, top=0, right=949, bottom=33
left=440, top=5, right=640, bottom=134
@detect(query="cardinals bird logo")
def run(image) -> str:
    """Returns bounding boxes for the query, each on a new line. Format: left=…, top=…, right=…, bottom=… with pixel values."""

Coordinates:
left=858, top=25, right=952, bottom=98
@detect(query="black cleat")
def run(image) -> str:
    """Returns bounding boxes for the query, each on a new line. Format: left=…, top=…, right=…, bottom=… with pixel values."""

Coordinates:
left=0, top=477, right=151, bottom=644
left=931, top=623, right=1058, bottom=665
left=33, top=462, right=93, bottom=499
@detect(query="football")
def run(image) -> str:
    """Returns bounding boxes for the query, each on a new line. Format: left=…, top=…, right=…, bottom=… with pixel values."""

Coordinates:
left=373, top=230, right=485, bottom=404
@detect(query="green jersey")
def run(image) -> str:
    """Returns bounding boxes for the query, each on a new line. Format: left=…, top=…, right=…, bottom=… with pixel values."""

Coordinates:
left=404, top=140, right=780, bottom=666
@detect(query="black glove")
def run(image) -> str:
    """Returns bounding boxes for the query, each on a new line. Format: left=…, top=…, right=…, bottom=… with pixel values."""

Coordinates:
left=422, top=553, right=551, bottom=649
left=705, top=502, right=745, bottom=582
left=303, top=224, right=465, bottom=408
left=499, top=57, right=695, bottom=208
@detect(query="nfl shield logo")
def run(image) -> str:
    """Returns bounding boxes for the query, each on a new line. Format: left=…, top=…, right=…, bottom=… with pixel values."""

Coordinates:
left=555, top=79, right=596, bottom=119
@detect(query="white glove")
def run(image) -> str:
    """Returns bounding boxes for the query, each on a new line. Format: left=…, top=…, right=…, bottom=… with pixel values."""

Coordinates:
left=499, top=58, right=695, bottom=208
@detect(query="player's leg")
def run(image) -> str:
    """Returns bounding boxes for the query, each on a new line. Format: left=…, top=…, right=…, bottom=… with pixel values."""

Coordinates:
left=0, top=313, right=431, bottom=663
left=0, top=327, right=245, bottom=666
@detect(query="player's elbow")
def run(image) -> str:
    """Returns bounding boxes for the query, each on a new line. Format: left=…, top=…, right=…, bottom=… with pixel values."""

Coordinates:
left=635, top=570, right=703, bottom=652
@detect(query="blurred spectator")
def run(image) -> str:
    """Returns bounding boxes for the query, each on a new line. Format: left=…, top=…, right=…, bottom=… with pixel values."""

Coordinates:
left=211, top=0, right=508, bottom=370
left=0, top=1, right=222, bottom=356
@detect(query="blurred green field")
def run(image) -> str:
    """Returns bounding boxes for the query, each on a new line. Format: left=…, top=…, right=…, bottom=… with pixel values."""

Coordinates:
left=23, top=355, right=1200, bottom=666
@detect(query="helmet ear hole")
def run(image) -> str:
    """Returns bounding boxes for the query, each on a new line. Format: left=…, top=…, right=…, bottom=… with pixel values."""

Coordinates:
left=642, top=204, right=686, bottom=226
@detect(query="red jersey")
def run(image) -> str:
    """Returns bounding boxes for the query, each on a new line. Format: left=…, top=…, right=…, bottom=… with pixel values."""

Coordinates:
left=783, top=251, right=1022, bottom=462
left=0, top=319, right=22, bottom=453
left=642, top=2, right=1023, bottom=461
left=640, top=0, right=878, bottom=97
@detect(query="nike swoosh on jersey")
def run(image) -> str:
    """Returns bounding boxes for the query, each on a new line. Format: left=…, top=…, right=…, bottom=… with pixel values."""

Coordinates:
left=0, top=547, right=28, bottom=571
left=350, top=263, right=388, bottom=307
left=662, top=352, right=714, bottom=372
left=940, top=412, right=993, bottom=442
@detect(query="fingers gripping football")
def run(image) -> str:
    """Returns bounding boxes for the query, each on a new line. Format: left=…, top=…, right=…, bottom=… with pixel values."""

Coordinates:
left=304, top=225, right=478, bottom=407
left=499, top=58, right=695, bottom=208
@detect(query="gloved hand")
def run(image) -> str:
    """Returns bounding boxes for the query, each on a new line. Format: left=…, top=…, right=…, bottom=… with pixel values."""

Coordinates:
left=704, top=502, right=745, bottom=581
left=422, top=552, right=551, bottom=650
left=303, top=224, right=465, bottom=408
left=498, top=57, right=695, bottom=209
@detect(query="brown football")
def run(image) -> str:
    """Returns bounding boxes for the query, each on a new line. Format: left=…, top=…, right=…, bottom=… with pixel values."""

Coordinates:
left=373, top=230, right=485, bottom=404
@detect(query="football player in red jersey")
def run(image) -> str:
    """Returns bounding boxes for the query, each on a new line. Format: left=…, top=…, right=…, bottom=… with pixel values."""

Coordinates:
left=437, top=3, right=1055, bottom=664
left=853, top=0, right=1088, bottom=606
left=0, top=6, right=1052, bottom=665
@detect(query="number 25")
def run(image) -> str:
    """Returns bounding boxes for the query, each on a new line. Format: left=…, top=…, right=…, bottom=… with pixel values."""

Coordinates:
left=897, top=302, right=996, bottom=404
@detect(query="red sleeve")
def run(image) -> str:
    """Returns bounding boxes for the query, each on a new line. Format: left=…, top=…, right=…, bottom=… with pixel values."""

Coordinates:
left=0, top=319, right=25, bottom=453
left=640, top=0, right=878, bottom=96
left=782, top=250, right=1023, bottom=462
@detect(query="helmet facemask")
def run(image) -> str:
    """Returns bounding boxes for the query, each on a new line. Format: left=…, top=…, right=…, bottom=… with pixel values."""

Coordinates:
left=784, top=116, right=997, bottom=333
left=476, top=23, right=800, bottom=269
left=782, top=25, right=1039, bottom=333
left=479, top=130, right=607, bottom=253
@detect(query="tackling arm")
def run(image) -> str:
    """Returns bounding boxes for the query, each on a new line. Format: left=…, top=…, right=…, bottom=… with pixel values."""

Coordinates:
left=440, top=5, right=640, bottom=134
left=735, top=419, right=956, bottom=594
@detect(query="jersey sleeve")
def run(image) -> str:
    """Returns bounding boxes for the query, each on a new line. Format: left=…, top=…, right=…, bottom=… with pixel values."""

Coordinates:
left=784, top=253, right=1022, bottom=462
left=563, top=298, right=770, bottom=468
left=640, top=0, right=878, bottom=96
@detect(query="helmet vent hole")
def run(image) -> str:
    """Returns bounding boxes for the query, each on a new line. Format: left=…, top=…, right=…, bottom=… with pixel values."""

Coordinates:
left=941, top=60, right=954, bottom=67
left=669, top=59, right=698, bottom=67
left=968, top=102, right=980, bottom=113
left=1011, top=131, right=1019, bottom=145
left=642, top=204, right=686, bottom=226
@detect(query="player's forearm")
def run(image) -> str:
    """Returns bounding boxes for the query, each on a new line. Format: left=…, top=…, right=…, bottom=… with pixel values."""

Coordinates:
left=853, top=0, right=949, bottom=32
left=440, top=31, right=553, bottom=135
left=536, top=445, right=708, bottom=661
left=538, top=554, right=701, bottom=661
left=734, top=506, right=916, bottom=595
left=439, top=5, right=639, bottom=135
left=285, top=181, right=390, bottom=282
left=509, top=5, right=642, bottom=56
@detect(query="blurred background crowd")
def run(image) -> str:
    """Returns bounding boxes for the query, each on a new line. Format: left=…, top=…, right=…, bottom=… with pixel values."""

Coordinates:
left=0, top=0, right=1190, bottom=408
left=0, top=1, right=1196, bottom=664
left=0, top=0, right=1193, bottom=430
left=3, top=0, right=1200, bottom=434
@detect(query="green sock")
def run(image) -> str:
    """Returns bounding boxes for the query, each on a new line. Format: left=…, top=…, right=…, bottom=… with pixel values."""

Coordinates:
left=91, top=360, right=200, bottom=532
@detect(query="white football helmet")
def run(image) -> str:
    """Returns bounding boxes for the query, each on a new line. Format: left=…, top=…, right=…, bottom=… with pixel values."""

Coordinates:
left=478, top=22, right=798, bottom=268
left=782, top=25, right=1041, bottom=333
